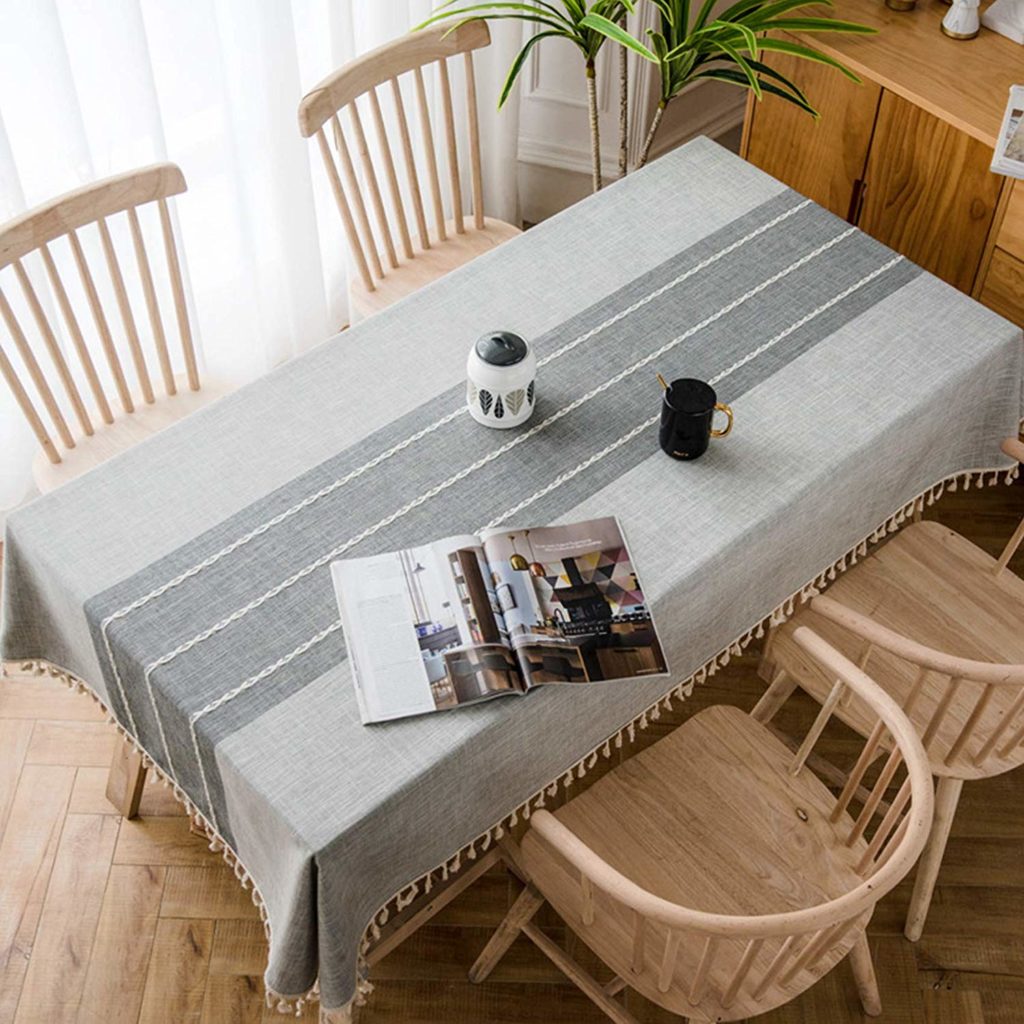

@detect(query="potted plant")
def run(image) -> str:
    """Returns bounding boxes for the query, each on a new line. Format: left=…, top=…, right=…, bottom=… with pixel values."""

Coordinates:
left=419, top=0, right=874, bottom=186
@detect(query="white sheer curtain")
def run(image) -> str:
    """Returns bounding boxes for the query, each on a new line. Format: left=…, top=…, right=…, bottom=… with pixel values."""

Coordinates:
left=0, top=0, right=522, bottom=511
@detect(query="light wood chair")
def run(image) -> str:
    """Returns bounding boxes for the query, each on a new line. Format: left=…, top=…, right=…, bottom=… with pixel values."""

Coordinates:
left=298, top=21, right=521, bottom=323
left=0, top=162, right=227, bottom=495
left=470, top=628, right=934, bottom=1023
left=755, top=436, right=1024, bottom=942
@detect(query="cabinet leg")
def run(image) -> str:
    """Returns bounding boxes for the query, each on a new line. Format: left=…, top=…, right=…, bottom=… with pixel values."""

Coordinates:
left=106, top=739, right=147, bottom=819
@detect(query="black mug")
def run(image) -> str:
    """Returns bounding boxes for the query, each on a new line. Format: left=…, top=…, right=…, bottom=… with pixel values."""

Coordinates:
left=659, top=378, right=733, bottom=460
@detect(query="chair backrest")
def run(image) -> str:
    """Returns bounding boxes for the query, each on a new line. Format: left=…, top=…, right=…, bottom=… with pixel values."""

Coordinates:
left=811, top=592, right=1024, bottom=772
left=527, top=628, right=933, bottom=1020
left=297, top=21, right=490, bottom=294
left=0, top=163, right=197, bottom=466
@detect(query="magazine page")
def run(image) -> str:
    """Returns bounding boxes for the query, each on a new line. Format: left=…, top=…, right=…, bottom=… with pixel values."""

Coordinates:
left=331, top=535, right=525, bottom=724
left=480, top=517, right=669, bottom=688
left=991, top=85, right=1024, bottom=178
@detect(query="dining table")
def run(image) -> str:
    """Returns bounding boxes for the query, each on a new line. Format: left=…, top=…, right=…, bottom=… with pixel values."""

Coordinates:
left=2, top=136, right=1022, bottom=1018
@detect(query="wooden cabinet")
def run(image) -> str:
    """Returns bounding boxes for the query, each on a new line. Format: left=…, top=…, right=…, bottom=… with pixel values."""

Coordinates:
left=741, top=0, right=1024, bottom=324
left=859, top=92, right=1004, bottom=293
left=743, top=54, right=880, bottom=220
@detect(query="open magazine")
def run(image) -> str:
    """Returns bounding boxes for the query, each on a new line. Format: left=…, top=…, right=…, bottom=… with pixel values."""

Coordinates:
left=991, top=85, right=1024, bottom=179
left=331, top=516, right=669, bottom=723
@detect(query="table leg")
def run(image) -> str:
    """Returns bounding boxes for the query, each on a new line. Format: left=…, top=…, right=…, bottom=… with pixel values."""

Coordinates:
left=106, top=739, right=147, bottom=818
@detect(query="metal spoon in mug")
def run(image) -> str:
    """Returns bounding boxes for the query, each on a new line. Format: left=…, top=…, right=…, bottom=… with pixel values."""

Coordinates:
left=656, top=372, right=669, bottom=391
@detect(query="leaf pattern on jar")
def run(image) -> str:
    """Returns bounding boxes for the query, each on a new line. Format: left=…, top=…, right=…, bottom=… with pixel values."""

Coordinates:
left=506, top=389, right=524, bottom=415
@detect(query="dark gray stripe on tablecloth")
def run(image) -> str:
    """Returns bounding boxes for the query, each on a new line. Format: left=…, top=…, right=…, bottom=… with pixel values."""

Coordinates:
left=85, top=192, right=920, bottom=840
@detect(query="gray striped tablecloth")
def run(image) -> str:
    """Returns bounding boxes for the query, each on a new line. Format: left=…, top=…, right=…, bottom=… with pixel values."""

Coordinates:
left=3, top=137, right=1022, bottom=1012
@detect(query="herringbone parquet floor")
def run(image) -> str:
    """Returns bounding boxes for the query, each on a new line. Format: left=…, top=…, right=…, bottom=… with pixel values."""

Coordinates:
left=1, top=477, right=1022, bottom=1024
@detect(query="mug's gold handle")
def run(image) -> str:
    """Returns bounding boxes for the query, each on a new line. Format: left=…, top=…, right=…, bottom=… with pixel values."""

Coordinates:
left=711, top=402, right=734, bottom=438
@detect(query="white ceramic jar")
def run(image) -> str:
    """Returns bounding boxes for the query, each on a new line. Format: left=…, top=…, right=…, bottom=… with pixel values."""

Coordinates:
left=466, top=331, right=537, bottom=429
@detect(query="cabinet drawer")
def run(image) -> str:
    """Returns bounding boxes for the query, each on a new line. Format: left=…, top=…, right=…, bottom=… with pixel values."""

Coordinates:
left=997, top=181, right=1024, bottom=263
left=979, top=248, right=1024, bottom=326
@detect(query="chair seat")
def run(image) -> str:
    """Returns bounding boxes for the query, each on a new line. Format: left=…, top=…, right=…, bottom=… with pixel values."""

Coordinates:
left=32, top=375, right=231, bottom=493
left=522, top=705, right=871, bottom=1022
left=767, top=521, right=1024, bottom=779
left=348, top=216, right=521, bottom=322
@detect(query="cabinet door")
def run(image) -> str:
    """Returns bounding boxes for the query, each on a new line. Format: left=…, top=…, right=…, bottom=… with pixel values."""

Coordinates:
left=859, top=90, right=1002, bottom=293
left=979, top=250, right=1024, bottom=327
left=743, top=49, right=881, bottom=220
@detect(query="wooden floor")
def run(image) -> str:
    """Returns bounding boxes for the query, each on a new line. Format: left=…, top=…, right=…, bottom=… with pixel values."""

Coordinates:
left=1, top=477, right=1022, bottom=1024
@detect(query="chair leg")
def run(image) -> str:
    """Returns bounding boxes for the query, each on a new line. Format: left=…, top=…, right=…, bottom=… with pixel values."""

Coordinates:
left=469, top=883, right=545, bottom=983
left=905, top=776, right=963, bottom=942
left=751, top=668, right=797, bottom=724
left=848, top=931, right=881, bottom=1016
left=105, top=739, right=147, bottom=819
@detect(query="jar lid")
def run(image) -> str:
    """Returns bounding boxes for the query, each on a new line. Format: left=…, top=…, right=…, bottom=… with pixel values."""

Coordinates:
left=665, top=378, right=716, bottom=414
left=475, top=331, right=528, bottom=367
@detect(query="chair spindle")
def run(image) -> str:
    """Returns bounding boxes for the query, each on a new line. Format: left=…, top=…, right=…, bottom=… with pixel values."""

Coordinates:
left=332, top=114, right=384, bottom=282
left=39, top=242, right=113, bottom=424
left=436, top=58, right=464, bottom=235
left=752, top=935, right=795, bottom=999
left=315, top=128, right=375, bottom=293
left=580, top=873, right=594, bottom=926
left=0, top=340, right=60, bottom=463
left=156, top=199, right=199, bottom=391
left=996, top=517, right=1024, bottom=575
left=69, top=227, right=134, bottom=413
left=463, top=51, right=485, bottom=231
left=688, top=935, right=719, bottom=1004
left=847, top=746, right=903, bottom=846
left=790, top=678, right=844, bottom=776
left=349, top=100, right=398, bottom=269
left=98, top=216, right=154, bottom=404
left=945, top=682, right=996, bottom=766
left=127, top=207, right=175, bottom=396
left=390, top=76, right=430, bottom=251
left=721, top=937, right=764, bottom=1008
left=857, top=775, right=911, bottom=873
left=413, top=66, right=447, bottom=242
left=631, top=911, right=645, bottom=973
left=368, top=87, right=414, bottom=260
left=12, top=258, right=92, bottom=436
left=921, top=676, right=963, bottom=749
left=832, top=718, right=887, bottom=823
left=657, top=931, right=681, bottom=993
left=0, top=286, right=75, bottom=448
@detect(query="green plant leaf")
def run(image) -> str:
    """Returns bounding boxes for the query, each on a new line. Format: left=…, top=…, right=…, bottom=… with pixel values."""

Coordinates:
left=579, top=12, right=658, bottom=59
left=731, top=0, right=832, bottom=22
left=744, top=57, right=811, bottom=102
left=415, top=3, right=571, bottom=33
left=649, top=0, right=677, bottom=26
left=498, top=30, right=565, bottom=105
left=755, top=36, right=863, bottom=80
left=696, top=66, right=818, bottom=114
left=748, top=15, right=877, bottom=32
left=715, top=37, right=763, bottom=97
left=692, top=0, right=720, bottom=29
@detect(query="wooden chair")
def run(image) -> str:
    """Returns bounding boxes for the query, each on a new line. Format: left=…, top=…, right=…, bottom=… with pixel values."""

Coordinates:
left=0, top=163, right=229, bottom=820
left=470, top=628, right=934, bottom=1023
left=0, top=162, right=227, bottom=495
left=755, top=436, right=1024, bottom=941
left=298, top=22, right=521, bottom=322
